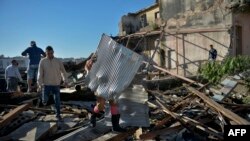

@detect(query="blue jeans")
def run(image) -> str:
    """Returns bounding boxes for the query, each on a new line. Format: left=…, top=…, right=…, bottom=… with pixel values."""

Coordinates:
left=42, top=85, right=61, bottom=117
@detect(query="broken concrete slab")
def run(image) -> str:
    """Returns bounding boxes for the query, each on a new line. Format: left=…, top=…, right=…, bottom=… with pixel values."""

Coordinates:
left=212, top=79, right=238, bottom=101
left=8, top=121, right=57, bottom=141
left=55, top=119, right=111, bottom=141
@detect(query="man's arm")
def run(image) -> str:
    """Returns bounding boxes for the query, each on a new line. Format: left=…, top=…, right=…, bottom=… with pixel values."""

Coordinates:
left=84, top=59, right=93, bottom=84
left=37, top=60, right=44, bottom=86
left=21, top=48, right=29, bottom=56
left=59, top=61, right=68, bottom=84
left=40, top=49, right=46, bottom=57
left=84, top=59, right=93, bottom=75
left=5, top=67, right=8, bottom=81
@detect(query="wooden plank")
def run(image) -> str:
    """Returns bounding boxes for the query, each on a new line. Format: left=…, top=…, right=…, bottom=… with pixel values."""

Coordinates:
left=0, top=104, right=86, bottom=116
left=140, top=125, right=182, bottom=140
left=107, top=129, right=137, bottom=141
left=185, top=86, right=250, bottom=125
left=180, top=114, right=223, bottom=139
left=153, top=94, right=194, bottom=129
left=92, top=132, right=118, bottom=141
left=218, top=101, right=250, bottom=108
left=93, top=129, right=137, bottom=141
left=155, top=97, right=194, bottom=132
left=0, top=103, right=31, bottom=128
left=60, top=88, right=76, bottom=94
left=143, top=61, right=204, bottom=87
left=156, top=97, right=223, bottom=140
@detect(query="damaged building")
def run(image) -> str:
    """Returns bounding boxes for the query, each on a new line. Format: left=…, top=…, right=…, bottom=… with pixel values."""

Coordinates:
left=1, top=1, right=250, bottom=141
left=118, top=0, right=250, bottom=76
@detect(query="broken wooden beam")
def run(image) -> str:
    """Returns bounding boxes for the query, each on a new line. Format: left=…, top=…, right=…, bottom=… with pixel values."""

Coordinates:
left=143, top=61, right=204, bottom=87
left=217, top=101, right=250, bottom=108
left=153, top=94, right=193, bottom=129
left=180, top=114, right=223, bottom=140
left=0, top=103, right=31, bottom=128
left=31, top=107, right=87, bottom=116
left=0, top=104, right=87, bottom=116
left=140, top=125, right=182, bottom=140
left=156, top=97, right=223, bottom=140
left=155, top=97, right=195, bottom=133
left=93, top=128, right=137, bottom=141
left=185, top=86, right=250, bottom=125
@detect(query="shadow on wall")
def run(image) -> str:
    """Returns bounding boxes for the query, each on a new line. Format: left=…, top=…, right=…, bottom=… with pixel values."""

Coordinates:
left=159, top=32, right=229, bottom=76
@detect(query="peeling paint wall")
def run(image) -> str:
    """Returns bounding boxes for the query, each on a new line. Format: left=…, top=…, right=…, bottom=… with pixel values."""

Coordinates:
left=119, top=5, right=159, bottom=36
left=160, top=0, right=232, bottom=28
left=139, top=7, right=160, bottom=32
left=232, top=13, right=250, bottom=55
left=159, top=0, right=233, bottom=76
left=161, top=31, right=230, bottom=76
left=119, top=15, right=141, bottom=36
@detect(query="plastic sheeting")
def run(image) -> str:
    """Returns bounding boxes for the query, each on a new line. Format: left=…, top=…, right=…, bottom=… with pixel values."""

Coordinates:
left=88, top=34, right=143, bottom=100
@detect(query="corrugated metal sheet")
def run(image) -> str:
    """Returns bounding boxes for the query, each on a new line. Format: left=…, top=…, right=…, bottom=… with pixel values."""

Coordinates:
left=118, top=85, right=150, bottom=127
left=88, top=34, right=143, bottom=100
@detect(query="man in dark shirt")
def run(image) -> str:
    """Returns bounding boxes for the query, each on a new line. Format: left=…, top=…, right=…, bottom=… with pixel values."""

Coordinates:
left=208, top=44, right=217, bottom=61
left=22, top=41, right=46, bottom=92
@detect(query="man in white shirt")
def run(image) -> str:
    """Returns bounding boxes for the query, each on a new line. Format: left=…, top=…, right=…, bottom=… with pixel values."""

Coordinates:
left=5, top=60, right=23, bottom=92
left=37, top=46, right=68, bottom=121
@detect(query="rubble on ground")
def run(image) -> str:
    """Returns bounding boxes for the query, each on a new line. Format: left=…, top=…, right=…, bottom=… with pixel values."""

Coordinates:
left=1, top=64, right=250, bottom=141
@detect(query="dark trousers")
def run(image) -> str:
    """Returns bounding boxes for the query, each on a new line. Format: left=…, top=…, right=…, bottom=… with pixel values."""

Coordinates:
left=6, top=77, right=18, bottom=92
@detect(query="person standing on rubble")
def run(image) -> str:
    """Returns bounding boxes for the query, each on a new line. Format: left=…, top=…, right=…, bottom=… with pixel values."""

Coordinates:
left=5, top=60, right=23, bottom=92
left=37, top=46, right=68, bottom=121
left=84, top=55, right=126, bottom=132
left=208, top=44, right=217, bottom=61
left=22, top=41, right=46, bottom=92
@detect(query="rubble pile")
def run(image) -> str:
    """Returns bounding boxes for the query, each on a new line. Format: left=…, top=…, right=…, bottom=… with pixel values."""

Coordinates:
left=0, top=65, right=250, bottom=141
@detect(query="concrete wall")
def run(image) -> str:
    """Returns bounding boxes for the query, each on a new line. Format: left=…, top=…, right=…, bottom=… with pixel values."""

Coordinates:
left=119, top=15, right=141, bottom=36
left=233, top=13, right=250, bottom=55
left=139, top=7, right=160, bottom=30
left=160, top=31, right=230, bottom=76
left=158, top=0, right=233, bottom=76
left=160, top=0, right=232, bottom=29
left=119, top=5, right=160, bottom=36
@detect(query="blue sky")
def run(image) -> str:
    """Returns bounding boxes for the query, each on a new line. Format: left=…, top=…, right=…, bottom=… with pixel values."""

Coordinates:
left=0, top=0, right=154, bottom=58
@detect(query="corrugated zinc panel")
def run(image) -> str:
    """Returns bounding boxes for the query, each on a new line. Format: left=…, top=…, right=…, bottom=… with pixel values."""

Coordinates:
left=88, top=34, right=143, bottom=100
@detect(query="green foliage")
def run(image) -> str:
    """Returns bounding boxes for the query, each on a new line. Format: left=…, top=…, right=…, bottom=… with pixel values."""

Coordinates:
left=199, top=56, right=250, bottom=84
left=242, top=96, right=250, bottom=104
left=150, top=22, right=159, bottom=30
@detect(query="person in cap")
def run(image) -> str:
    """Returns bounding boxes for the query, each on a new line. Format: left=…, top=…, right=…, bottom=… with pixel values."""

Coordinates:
left=22, top=41, right=46, bottom=92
